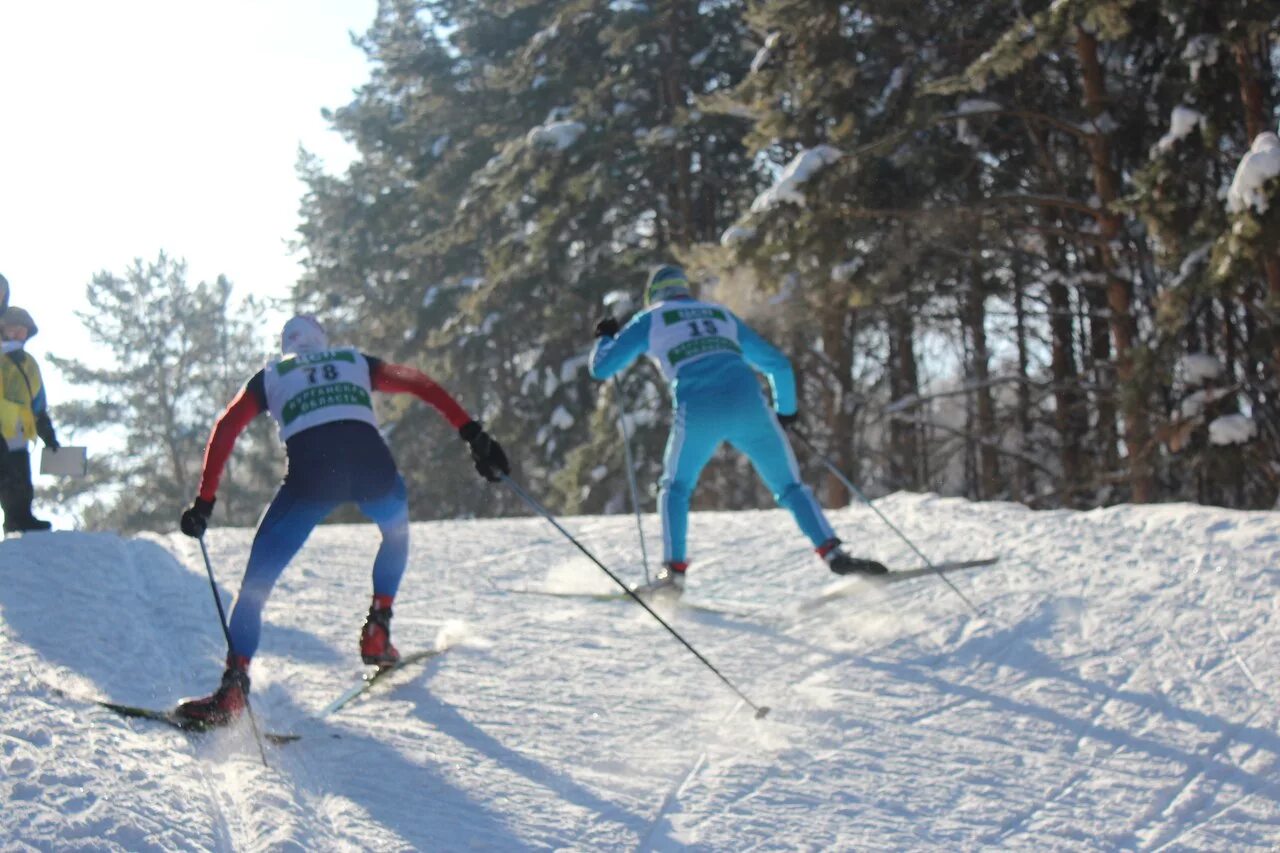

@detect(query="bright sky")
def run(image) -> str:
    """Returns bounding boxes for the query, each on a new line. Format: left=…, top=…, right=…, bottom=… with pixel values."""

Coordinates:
left=0, top=1, right=376, bottom=410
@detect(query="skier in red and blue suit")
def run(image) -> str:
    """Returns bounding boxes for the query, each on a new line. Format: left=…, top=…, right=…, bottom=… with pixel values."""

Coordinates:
left=590, top=265, right=886, bottom=596
left=174, top=315, right=509, bottom=725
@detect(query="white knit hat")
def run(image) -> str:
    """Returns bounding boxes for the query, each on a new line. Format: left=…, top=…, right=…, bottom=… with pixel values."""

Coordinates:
left=280, top=314, right=328, bottom=355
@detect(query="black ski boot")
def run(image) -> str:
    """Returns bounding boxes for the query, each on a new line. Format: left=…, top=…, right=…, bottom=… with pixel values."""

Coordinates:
left=6, top=514, right=51, bottom=534
left=818, top=539, right=888, bottom=576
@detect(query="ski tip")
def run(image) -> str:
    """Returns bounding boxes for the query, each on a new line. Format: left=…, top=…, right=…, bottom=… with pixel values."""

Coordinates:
left=754, top=705, right=771, bottom=719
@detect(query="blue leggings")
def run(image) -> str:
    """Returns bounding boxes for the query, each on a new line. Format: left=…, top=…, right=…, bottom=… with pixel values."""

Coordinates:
left=227, top=421, right=409, bottom=660
left=658, top=385, right=835, bottom=564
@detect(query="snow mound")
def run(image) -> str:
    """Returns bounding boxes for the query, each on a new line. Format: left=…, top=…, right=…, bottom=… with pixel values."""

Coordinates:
left=550, top=405, right=574, bottom=430
left=603, top=289, right=634, bottom=318
left=750, top=146, right=842, bottom=212
left=527, top=120, right=586, bottom=152
left=1176, top=352, right=1223, bottom=386
left=750, top=32, right=781, bottom=74
left=4, top=497, right=1280, bottom=849
left=642, top=126, right=678, bottom=147
left=957, top=99, right=1001, bottom=115
left=1209, top=413, right=1257, bottom=445
left=1179, top=386, right=1233, bottom=419
left=1155, top=105, right=1205, bottom=152
left=719, top=224, right=756, bottom=247
left=1227, top=132, right=1280, bottom=214
left=1182, top=35, right=1220, bottom=83
left=831, top=258, right=865, bottom=282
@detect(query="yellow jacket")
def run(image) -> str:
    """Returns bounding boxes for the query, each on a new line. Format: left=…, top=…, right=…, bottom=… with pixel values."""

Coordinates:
left=0, top=349, right=46, bottom=445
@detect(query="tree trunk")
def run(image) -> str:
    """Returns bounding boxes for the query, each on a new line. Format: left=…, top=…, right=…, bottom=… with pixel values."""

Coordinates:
left=1023, top=120, right=1087, bottom=505
left=820, top=304, right=855, bottom=505
left=1012, top=256, right=1034, bottom=502
left=888, top=300, right=920, bottom=491
left=961, top=327, right=977, bottom=498
left=1233, top=36, right=1268, bottom=142
left=1046, top=250, right=1087, bottom=506
left=1075, top=27, right=1153, bottom=502
left=1083, top=279, right=1118, bottom=471
left=1232, top=36, right=1280, bottom=338
left=965, top=255, right=1000, bottom=498
left=660, top=2, right=696, bottom=245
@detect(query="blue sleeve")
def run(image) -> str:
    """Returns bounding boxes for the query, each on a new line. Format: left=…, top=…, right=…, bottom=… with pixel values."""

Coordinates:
left=589, top=312, right=652, bottom=380
left=736, top=317, right=796, bottom=414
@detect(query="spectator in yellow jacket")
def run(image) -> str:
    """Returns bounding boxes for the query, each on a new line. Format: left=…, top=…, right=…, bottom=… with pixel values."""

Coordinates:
left=1, top=306, right=58, bottom=533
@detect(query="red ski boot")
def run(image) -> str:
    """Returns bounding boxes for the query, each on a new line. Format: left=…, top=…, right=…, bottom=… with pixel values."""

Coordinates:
left=174, top=655, right=250, bottom=728
left=360, top=596, right=400, bottom=667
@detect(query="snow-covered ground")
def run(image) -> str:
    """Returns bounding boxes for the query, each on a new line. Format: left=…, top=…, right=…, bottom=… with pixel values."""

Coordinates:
left=2, top=494, right=1279, bottom=850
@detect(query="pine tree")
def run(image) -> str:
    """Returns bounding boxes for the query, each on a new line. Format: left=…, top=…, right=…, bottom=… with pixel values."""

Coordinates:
left=297, top=2, right=824, bottom=521
left=927, top=0, right=1175, bottom=502
left=46, top=254, right=278, bottom=532
left=295, top=0, right=520, bottom=517
left=293, top=0, right=1278, bottom=514
left=709, top=1, right=1025, bottom=499
left=1129, top=0, right=1280, bottom=505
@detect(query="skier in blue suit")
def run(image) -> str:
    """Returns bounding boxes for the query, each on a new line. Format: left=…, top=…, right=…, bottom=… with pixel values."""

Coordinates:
left=590, top=265, right=886, bottom=594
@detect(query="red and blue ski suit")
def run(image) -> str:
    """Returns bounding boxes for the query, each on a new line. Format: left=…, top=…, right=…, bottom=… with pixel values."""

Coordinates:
left=197, top=351, right=472, bottom=660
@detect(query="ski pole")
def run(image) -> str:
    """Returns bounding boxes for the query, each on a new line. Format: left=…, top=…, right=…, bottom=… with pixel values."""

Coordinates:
left=500, top=474, right=770, bottom=719
left=197, top=536, right=234, bottom=649
left=791, top=429, right=984, bottom=617
left=197, top=535, right=271, bottom=766
left=612, top=376, right=652, bottom=585
left=602, top=290, right=652, bottom=585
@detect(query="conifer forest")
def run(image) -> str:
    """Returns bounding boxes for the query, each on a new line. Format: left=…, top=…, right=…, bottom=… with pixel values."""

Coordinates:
left=285, top=0, right=1280, bottom=517
left=193, top=2, right=1280, bottom=521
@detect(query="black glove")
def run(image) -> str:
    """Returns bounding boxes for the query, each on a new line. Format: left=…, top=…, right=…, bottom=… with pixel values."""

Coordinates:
left=180, top=496, right=215, bottom=538
left=777, top=411, right=800, bottom=432
left=458, top=421, right=510, bottom=483
left=35, top=413, right=59, bottom=450
left=594, top=316, right=620, bottom=339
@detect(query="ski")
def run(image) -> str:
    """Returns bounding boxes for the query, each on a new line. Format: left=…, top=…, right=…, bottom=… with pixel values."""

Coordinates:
left=95, top=700, right=300, bottom=744
left=501, top=557, right=998, bottom=615
left=318, top=647, right=450, bottom=718
left=44, top=684, right=299, bottom=744
left=873, top=556, right=998, bottom=583
left=498, top=586, right=757, bottom=618
left=798, top=557, right=999, bottom=611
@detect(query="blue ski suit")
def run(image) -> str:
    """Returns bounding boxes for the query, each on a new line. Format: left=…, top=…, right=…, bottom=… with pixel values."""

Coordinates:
left=590, top=296, right=835, bottom=564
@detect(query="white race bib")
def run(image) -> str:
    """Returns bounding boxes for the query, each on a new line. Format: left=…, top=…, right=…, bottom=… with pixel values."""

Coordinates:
left=262, top=348, right=379, bottom=441
left=646, top=300, right=743, bottom=380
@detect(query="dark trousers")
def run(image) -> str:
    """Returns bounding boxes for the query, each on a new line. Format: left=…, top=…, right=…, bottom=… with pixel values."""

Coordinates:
left=0, top=448, right=36, bottom=531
